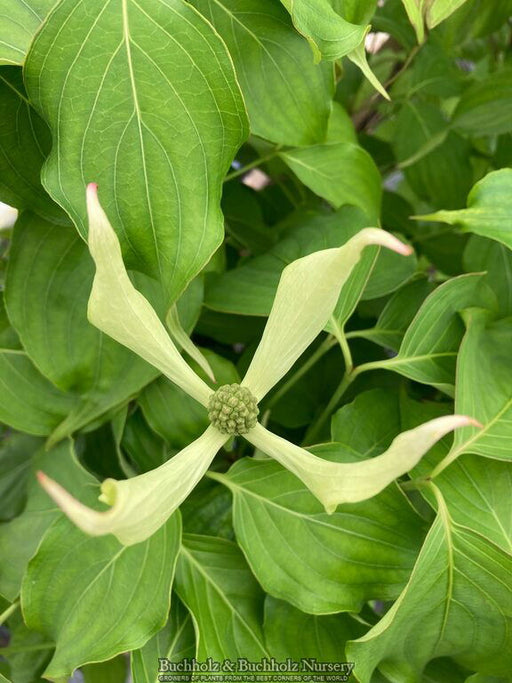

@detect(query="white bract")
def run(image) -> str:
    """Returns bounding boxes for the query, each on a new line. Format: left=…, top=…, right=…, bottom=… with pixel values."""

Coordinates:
left=38, top=184, right=476, bottom=545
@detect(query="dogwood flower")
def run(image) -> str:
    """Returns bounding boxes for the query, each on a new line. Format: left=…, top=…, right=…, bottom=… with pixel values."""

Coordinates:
left=38, top=184, right=476, bottom=545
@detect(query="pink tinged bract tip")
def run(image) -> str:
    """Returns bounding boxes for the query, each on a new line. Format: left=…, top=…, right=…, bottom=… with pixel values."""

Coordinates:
left=457, top=416, right=483, bottom=429
left=87, top=182, right=98, bottom=196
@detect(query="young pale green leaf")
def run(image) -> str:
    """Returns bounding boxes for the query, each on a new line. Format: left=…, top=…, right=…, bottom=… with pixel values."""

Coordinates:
left=281, top=143, right=382, bottom=223
left=246, top=415, right=474, bottom=513
left=432, top=311, right=512, bottom=475
left=426, top=0, right=471, bottom=28
left=347, top=40, right=389, bottom=100
left=191, top=0, right=334, bottom=146
left=86, top=184, right=212, bottom=407
left=0, top=68, right=61, bottom=221
left=278, top=0, right=367, bottom=62
left=131, top=598, right=195, bottom=683
left=452, top=68, right=512, bottom=136
left=22, top=483, right=181, bottom=679
left=38, top=425, right=227, bottom=546
left=241, top=228, right=412, bottom=401
left=175, top=535, right=270, bottom=661
left=416, top=169, right=512, bottom=250
left=400, top=0, right=425, bottom=42
left=210, top=456, right=425, bottom=613
left=0, top=0, right=53, bottom=65
left=347, top=491, right=512, bottom=680
left=25, top=0, right=248, bottom=302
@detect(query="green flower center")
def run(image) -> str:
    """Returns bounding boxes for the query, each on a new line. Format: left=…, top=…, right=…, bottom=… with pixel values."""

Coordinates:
left=208, top=383, right=259, bottom=435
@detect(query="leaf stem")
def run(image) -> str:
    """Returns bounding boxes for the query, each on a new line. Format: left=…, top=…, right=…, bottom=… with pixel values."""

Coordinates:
left=265, top=336, right=337, bottom=409
left=0, top=599, right=20, bottom=626
left=224, top=149, right=281, bottom=182
left=302, top=370, right=354, bottom=445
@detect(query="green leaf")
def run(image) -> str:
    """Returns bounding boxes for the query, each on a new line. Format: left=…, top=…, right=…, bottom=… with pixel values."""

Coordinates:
left=436, top=311, right=512, bottom=471
left=351, top=278, right=435, bottom=352
left=22, top=465, right=181, bottom=679
left=1, top=610, right=53, bottom=683
left=0, top=440, right=86, bottom=601
left=24, top=0, right=248, bottom=302
left=278, top=0, right=367, bottom=62
left=5, top=213, right=159, bottom=442
left=464, top=235, right=512, bottom=317
left=417, top=169, right=512, bottom=251
left=0, top=351, right=75, bottom=437
left=400, top=0, right=425, bottom=42
left=0, top=68, right=61, bottom=220
left=281, top=142, right=382, bottom=222
left=347, top=491, right=512, bottom=680
left=0, top=1, right=53, bottom=65
left=0, top=432, right=41, bottom=521
left=331, top=388, right=400, bottom=448
left=393, top=101, right=472, bottom=210
left=264, top=596, right=362, bottom=660
left=131, top=597, right=195, bottom=683
left=175, top=534, right=269, bottom=660
left=211, top=454, right=425, bottom=613
left=191, top=0, right=334, bottom=146
left=81, top=656, right=128, bottom=683
left=426, top=0, right=471, bottom=28
left=400, top=394, right=512, bottom=554
left=372, top=274, right=496, bottom=395
left=453, top=68, right=512, bottom=136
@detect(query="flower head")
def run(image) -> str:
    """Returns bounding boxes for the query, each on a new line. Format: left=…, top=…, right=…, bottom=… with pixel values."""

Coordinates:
left=38, top=184, right=477, bottom=545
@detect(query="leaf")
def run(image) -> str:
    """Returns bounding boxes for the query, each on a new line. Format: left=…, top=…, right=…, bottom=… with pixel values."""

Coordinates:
left=0, top=68, right=61, bottom=220
left=1, top=610, right=53, bottom=683
left=0, top=0, right=53, bottom=65
left=264, top=596, right=362, bottom=660
left=352, top=278, right=435, bottom=352
left=417, top=169, right=512, bottom=251
left=453, top=67, right=512, bottom=136
left=0, top=432, right=42, bottom=521
left=0, top=351, right=75, bottom=437
left=464, top=235, right=512, bottom=317
left=0, top=440, right=89, bottom=601
left=131, top=597, right=195, bottom=683
left=22, top=463, right=181, bottom=679
left=393, top=101, right=472, bottom=210
left=5, top=212, right=160, bottom=442
left=281, top=142, right=382, bottom=223
left=278, top=0, right=367, bottom=62
left=191, top=0, right=334, bottom=146
left=400, top=0, right=426, bottom=42
left=207, top=208, right=414, bottom=323
left=331, top=388, right=400, bottom=448
left=346, top=40, right=389, bottom=101
left=400, top=394, right=512, bottom=554
left=436, top=311, right=512, bottom=471
left=373, top=273, right=496, bottom=395
left=175, top=534, right=269, bottom=660
left=24, top=0, right=248, bottom=302
left=426, top=0, right=471, bottom=29
left=81, top=656, right=128, bottom=683
left=211, top=455, right=425, bottom=613
left=347, top=491, right=512, bottom=680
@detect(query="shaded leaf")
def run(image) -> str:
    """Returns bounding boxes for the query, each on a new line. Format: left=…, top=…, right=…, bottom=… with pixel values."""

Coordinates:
left=175, top=534, right=269, bottom=660
left=0, top=0, right=53, bottom=65
left=211, top=454, right=425, bottom=613
left=453, top=68, right=512, bottom=136
left=0, top=432, right=42, bottom=521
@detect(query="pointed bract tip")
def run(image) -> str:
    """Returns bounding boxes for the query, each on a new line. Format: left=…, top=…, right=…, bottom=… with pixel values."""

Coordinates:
left=36, top=470, right=49, bottom=484
left=87, top=182, right=98, bottom=193
left=455, top=415, right=483, bottom=429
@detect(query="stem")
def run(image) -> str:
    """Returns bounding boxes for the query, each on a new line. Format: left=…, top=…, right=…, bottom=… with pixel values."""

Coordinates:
left=265, top=336, right=337, bottom=409
left=224, top=149, right=281, bottom=182
left=302, top=371, right=354, bottom=446
left=0, top=600, right=20, bottom=626
left=330, top=318, right=353, bottom=374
